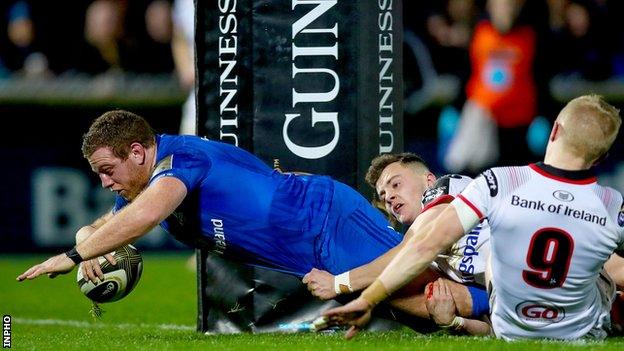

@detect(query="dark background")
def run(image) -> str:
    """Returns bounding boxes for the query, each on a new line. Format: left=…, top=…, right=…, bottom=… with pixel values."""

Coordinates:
left=2, top=0, right=624, bottom=252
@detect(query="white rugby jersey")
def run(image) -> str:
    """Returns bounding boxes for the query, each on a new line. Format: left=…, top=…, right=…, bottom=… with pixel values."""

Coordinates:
left=421, top=174, right=491, bottom=286
left=454, top=163, right=624, bottom=340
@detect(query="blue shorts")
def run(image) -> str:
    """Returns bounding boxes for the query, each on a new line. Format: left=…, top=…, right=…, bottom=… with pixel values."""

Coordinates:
left=316, top=181, right=403, bottom=275
left=468, top=285, right=490, bottom=317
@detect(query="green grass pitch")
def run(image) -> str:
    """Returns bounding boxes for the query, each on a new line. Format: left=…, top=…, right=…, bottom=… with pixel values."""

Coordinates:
left=2, top=252, right=624, bottom=350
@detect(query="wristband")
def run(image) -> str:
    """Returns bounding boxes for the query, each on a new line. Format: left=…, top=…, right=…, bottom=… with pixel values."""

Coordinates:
left=439, top=316, right=465, bottom=331
left=334, top=271, right=353, bottom=295
left=360, top=280, right=389, bottom=307
left=65, top=247, right=84, bottom=264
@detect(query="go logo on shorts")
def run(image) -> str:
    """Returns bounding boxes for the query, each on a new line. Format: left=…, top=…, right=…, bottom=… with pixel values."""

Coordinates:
left=515, top=301, right=565, bottom=324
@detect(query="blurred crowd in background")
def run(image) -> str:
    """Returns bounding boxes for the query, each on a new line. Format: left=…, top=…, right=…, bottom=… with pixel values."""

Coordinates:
left=0, top=0, right=196, bottom=132
left=0, top=0, right=178, bottom=78
left=1, top=0, right=624, bottom=174
left=2, top=0, right=621, bottom=81
left=1, top=1, right=622, bottom=79
left=405, top=0, right=624, bottom=175
left=410, top=0, right=624, bottom=84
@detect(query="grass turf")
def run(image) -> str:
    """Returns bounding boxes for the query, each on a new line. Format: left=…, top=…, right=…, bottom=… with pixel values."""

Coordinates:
left=2, top=253, right=624, bottom=350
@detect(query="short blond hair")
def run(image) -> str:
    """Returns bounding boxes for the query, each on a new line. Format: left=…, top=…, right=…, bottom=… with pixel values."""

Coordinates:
left=556, top=95, right=621, bottom=163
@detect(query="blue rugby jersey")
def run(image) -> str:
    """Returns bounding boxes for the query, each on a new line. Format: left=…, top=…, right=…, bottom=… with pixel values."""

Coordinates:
left=114, top=135, right=401, bottom=276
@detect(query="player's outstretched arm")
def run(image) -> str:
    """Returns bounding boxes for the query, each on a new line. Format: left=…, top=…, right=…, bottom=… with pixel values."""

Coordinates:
left=17, top=177, right=187, bottom=282
left=302, top=241, right=410, bottom=300
left=17, top=212, right=118, bottom=282
left=16, top=254, right=75, bottom=281
left=323, top=294, right=377, bottom=340
left=303, top=204, right=447, bottom=300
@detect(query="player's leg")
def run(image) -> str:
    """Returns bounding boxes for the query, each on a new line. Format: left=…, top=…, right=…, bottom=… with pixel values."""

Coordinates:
left=611, top=291, right=624, bottom=335
left=587, top=270, right=617, bottom=339
left=602, top=258, right=624, bottom=335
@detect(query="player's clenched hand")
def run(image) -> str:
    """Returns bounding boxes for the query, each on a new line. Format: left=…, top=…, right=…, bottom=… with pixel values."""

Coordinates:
left=425, top=278, right=457, bottom=326
left=302, top=268, right=337, bottom=300
left=16, top=253, right=76, bottom=281
left=81, top=253, right=117, bottom=284
left=322, top=297, right=372, bottom=340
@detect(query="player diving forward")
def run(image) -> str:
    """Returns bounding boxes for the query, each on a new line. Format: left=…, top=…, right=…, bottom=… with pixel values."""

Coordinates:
left=17, top=110, right=405, bottom=284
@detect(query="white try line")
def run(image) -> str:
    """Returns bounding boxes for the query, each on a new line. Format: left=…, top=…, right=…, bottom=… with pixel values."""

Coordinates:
left=13, top=318, right=195, bottom=331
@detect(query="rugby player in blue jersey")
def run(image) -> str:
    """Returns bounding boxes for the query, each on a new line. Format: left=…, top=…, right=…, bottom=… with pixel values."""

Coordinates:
left=17, top=110, right=403, bottom=284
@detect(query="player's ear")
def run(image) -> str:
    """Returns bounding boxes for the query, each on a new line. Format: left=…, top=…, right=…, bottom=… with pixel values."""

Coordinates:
left=425, top=172, right=436, bottom=187
left=549, top=121, right=561, bottom=142
left=129, top=142, right=146, bottom=164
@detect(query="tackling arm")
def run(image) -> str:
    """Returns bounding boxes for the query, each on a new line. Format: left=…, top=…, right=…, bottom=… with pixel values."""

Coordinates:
left=348, top=205, right=447, bottom=291
left=375, top=204, right=467, bottom=299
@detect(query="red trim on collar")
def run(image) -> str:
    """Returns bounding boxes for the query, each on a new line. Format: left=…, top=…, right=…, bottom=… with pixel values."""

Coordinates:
left=529, top=164, right=597, bottom=184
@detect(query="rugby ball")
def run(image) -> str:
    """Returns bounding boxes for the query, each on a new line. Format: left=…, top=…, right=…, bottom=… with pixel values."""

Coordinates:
left=77, top=245, right=143, bottom=303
